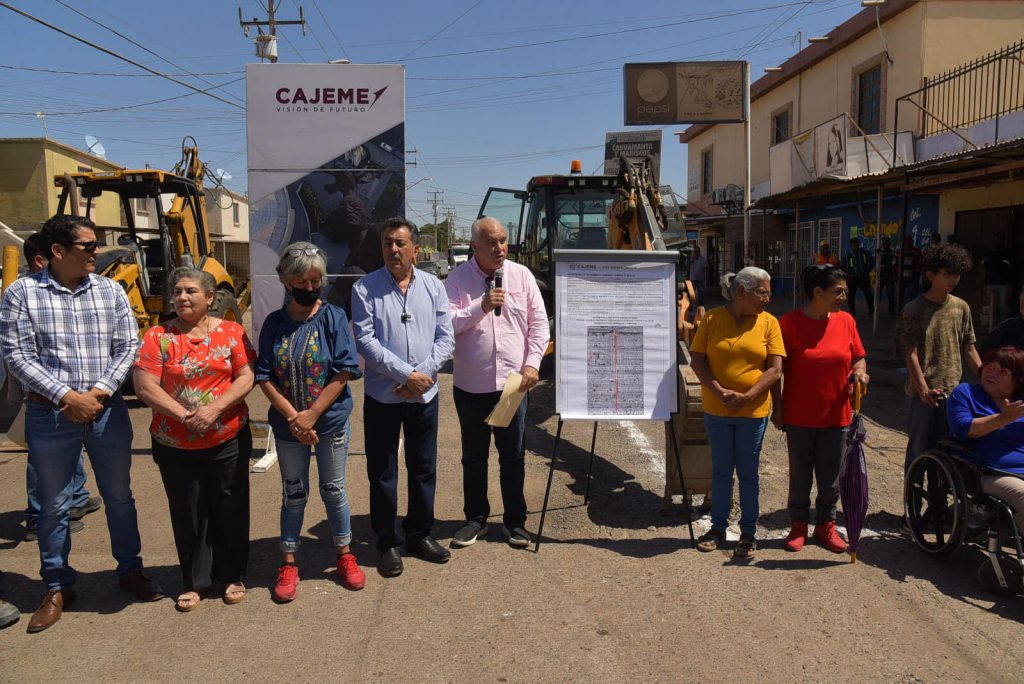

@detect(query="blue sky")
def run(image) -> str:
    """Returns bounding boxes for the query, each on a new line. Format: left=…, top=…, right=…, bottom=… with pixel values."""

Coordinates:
left=0, top=0, right=862, bottom=231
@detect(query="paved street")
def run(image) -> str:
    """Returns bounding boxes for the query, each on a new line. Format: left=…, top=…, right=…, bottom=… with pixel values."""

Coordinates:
left=2, top=339, right=1024, bottom=682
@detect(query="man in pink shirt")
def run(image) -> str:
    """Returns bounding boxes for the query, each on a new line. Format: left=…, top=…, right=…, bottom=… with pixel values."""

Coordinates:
left=444, top=216, right=549, bottom=549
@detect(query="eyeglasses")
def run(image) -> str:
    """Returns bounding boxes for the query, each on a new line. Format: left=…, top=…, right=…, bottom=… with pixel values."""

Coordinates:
left=286, top=246, right=322, bottom=258
left=751, top=288, right=771, bottom=300
left=812, top=263, right=835, bottom=270
left=66, top=241, right=101, bottom=253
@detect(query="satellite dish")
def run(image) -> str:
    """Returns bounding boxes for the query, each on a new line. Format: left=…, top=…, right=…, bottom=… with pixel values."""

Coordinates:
left=215, top=168, right=233, bottom=181
left=84, top=134, right=106, bottom=158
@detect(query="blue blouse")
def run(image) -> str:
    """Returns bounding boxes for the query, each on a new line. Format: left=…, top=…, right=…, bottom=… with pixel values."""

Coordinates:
left=256, top=303, right=362, bottom=442
left=947, top=382, right=1024, bottom=474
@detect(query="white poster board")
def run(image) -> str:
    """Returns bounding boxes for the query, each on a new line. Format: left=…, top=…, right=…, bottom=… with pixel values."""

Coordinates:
left=554, top=250, right=678, bottom=421
left=246, top=63, right=405, bottom=339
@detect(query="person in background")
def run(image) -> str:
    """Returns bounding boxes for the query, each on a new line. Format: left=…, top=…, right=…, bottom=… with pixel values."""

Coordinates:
left=0, top=215, right=163, bottom=634
left=842, top=237, right=874, bottom=318
left=983, top=233, right=1014, bottom=326
left=877, top=236, right=897, bottom=315
left=899, top=236, right=922, bottom=310
left=815, top=241, right=838, bottom=267
left=775, top=265, right=868, bottom=553
left=688, top=245, right=707, bottom=305
left=445, top=217, right=549, bottom=550
left=895, top=243, right=981, bottom=473
left=947, top=347, right=1024, bottom=534
left=256, top=243, right=366, bottom=602
left=690, top=267, right=785, bottom=559
left=133, top=268, right=256, bottom=612
left=352, top=219, right=455, bottom=577
left=19, top=233, right=101, bottom=541
left=980, top=287, right=1024, bottom=356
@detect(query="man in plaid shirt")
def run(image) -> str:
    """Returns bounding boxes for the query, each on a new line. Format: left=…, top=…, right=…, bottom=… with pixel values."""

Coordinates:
left=0, top=215, right=164, bottom=633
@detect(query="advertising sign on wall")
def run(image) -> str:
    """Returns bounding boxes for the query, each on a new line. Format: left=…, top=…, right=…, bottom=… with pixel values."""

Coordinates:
left=603, top=130, right=662, bottom=179
left=246, top=63, right=405, bottom=337
left=623, top=61, right=747, bottom=125
left=814, top=113, right=848, bottom=178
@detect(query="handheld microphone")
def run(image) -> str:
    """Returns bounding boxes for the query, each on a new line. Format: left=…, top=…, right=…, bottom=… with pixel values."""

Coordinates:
left=493, top=268, right=503, bottom=317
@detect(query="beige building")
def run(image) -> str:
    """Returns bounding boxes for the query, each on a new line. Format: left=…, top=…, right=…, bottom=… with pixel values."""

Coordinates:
left=0, top=137, right=122, bottom=237
left=204, top=186, right=251, bottom=287
left=677, top=0, right=1024, bottom=320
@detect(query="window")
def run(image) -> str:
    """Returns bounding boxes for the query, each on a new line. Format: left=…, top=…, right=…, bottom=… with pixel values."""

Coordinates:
left=785, top=220, right=815, bottom=276
left=771, top=105, right=792, bottom=145
left=700, top=147, right=713, bottom=196
left=134, top=197, right=150, bottom=216
left=818, top=217, right=842, bottom=256
left=856, top=64, right=882, bottom=135
left=232, top=202, right=240, bottom=225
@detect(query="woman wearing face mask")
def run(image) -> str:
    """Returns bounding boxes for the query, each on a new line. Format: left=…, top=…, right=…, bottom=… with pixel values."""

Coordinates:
left=255, top=242, right=365, bottom=602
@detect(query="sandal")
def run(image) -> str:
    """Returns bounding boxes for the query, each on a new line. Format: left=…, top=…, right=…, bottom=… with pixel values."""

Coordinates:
left=223, top=583, right=246, bottom=605
left=175, top=591, right=201, bottom=613
left=696, top=529, right=725, bottom=553
left=733, top=534, right=757, bottom=559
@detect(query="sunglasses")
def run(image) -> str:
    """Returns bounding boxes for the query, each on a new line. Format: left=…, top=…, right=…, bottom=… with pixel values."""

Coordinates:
left=286, top=246, right=323, bottom=258
left=66, top=240, right=101, bottom=253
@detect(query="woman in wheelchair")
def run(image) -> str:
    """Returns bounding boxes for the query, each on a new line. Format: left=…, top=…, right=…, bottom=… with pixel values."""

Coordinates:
left=946, top=346, right=1024, bottom=532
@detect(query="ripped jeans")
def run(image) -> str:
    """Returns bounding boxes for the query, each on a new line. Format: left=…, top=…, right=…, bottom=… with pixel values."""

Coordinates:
left=276, top=423, right=352, bottom=552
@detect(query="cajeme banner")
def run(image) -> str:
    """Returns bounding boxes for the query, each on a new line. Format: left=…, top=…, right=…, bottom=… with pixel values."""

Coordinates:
left=246, top=63, right=405, bottom=338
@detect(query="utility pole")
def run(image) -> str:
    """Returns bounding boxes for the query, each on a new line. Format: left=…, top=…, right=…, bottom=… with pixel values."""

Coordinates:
left=428, top=189, right=444, bottom=233
left=239, top=1, right=306, bottom=63
left=444, top=206, right=457, bottom=247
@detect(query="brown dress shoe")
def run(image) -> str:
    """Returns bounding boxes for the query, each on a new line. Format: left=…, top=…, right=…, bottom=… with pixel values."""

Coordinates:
left=118, top=571, right=165, bottom=602
left=27, top=588, right=75, bottom=633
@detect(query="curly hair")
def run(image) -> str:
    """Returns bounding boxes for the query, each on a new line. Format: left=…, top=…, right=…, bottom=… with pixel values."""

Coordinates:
left=921, top=243, right=973, bottom=276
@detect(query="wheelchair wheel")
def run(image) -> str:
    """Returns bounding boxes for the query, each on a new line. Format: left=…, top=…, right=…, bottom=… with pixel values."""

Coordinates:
left=977, top=556, right=1023, bottom=597
left=904, top=449, right=968, bottom=556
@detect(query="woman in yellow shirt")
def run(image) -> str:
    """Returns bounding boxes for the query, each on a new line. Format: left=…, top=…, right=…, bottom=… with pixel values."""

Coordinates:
left=690, top=267, right=785, bottom=558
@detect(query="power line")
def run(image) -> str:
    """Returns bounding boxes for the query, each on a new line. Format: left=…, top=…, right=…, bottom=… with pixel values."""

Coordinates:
left=0, top=64, right=243, bottom=78
left=396, top=0, right=483, bottom=61
left=0, top=76, right=245, bottom=116
left=53, top=0, right=245, bottom=105
left=309, top=0, right=350, bottom=60
left=388, top=0, right=837, bottom=63
left=0, top=2, right=244, bottom=110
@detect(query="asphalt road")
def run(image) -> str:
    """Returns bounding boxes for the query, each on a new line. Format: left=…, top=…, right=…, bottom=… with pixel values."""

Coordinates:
left=2, top=366, right=1024, bottom=682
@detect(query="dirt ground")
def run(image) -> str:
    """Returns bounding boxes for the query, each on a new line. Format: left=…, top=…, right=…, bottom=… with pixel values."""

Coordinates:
left=2, top=313, right=1024, bottom=682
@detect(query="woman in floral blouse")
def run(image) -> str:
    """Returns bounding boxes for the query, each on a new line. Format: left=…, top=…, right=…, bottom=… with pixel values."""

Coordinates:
left=256, top=242, right=365, bottom=602
left=133, top=268, right=256, bottom=612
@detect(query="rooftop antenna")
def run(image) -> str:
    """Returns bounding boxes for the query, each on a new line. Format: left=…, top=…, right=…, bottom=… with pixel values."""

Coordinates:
left=84, top=134, right=106, bottom=158
left=35, top=112, right=48, bottom=138
left=239, top=1, right=306, bottom=63
left=215, top=168, right=234, bottom=181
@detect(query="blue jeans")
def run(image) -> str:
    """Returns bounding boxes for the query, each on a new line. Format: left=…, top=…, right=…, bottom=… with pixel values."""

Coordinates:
left=704, top=414, right=769, bottom=537
left=25, top=395, right=143, bottom=589
left=25, top=450, right=91, bottom=527
left=276, top=422, right=352, bottom=552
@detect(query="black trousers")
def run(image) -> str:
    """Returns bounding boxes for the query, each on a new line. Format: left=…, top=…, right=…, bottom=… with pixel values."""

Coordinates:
left=453, top=386, right=528, bottom=529
left=364, top=395, right=439, bottom=550
left=847, top=275, right=874, bottom=315
left=152, top=425, right=251, bottom=591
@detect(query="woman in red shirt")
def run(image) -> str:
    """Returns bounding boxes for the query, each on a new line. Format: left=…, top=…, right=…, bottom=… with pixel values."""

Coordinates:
left=775, top=265, right=869, bottom=553
left=133, top=268, right=256, bottom=611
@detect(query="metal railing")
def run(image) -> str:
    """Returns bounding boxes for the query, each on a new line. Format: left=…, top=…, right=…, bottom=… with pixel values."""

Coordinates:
left=893, top=39, right=1024, bottom=166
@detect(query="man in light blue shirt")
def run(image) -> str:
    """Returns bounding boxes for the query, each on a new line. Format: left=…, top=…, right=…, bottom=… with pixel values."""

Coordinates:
left=352, top=218, right=454, bottom=577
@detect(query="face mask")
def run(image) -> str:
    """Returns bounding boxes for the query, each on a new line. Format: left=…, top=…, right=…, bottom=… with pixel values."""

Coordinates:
left=291, top=286, right=321, bottom=307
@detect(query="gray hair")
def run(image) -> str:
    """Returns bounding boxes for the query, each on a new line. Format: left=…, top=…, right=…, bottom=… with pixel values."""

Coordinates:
left=381, top=217, right=419, bottom=245
left=167, top=267, right=216, bottom=295
left=720, top=266, right=771, bottom=301
left=277, top=241, right=328, bottom=283
left=471, top=216, right=504, bottom=243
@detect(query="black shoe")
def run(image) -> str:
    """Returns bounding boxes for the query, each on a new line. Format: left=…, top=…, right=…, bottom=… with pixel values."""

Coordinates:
left=450, top=522, right=488, bottom=548
left=408, top=536, right=451, bottom=564
left=23, top=519, right=84, bottom=542
left=69, top=496, right=102, bottom=521
left=377, top=547, right=403, bottom=577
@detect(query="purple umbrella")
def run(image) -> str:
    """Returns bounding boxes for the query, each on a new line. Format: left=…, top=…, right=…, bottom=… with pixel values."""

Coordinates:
left=838, top=382, right=869, bottom=563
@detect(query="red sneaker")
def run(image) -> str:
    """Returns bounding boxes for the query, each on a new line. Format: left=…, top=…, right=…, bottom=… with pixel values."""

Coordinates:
left=784, top=521, right=808, bottom=552
left=337, top=553, right=366, bottom=591
left=273, top=564, right=299, bottom=602
left=813, top=521, right=849, bottom=553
